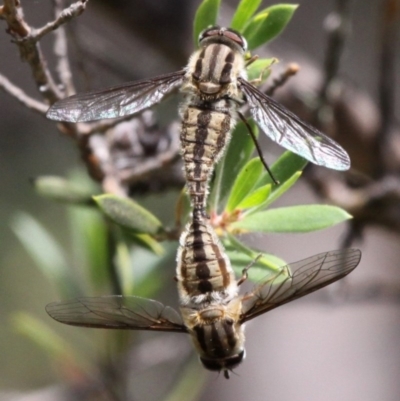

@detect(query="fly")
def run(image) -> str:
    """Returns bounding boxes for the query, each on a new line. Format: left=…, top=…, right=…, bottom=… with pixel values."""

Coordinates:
left=46, top=214, right=361, bottom=379
left=47, top=26, right=351, bottom=213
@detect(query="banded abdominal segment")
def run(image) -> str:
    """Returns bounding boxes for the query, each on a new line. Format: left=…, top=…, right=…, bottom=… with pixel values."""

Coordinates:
left=180, top=100, right=236, bottom=212
left=176, top=214, right=237, bottom=305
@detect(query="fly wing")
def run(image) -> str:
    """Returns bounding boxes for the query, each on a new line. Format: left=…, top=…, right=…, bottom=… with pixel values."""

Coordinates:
left=238, top=78, right=350, bottom=171
left=46, top=295, right=187, bottom=333
left=240, top=248, right=361, bottom=323
left=47, top=70, right=185, bottom=122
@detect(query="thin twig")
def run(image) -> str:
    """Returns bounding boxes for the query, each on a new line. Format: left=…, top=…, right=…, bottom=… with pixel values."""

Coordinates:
left=1, top=0, right=88, bottom=103
left=0, top=73, right=48, bottom=114
left=34, top=0, right=88, bottom=42
left=318, top=0, right=352, bottom=105
left=0, top=0, right=30, bottom=37
left=50, top=0, right=77, bottom=96
left=375, top=0, right=400, bottom=175
left=1, top=0, right=61, bottom=102
left=265, top=63, right=299, bottom=96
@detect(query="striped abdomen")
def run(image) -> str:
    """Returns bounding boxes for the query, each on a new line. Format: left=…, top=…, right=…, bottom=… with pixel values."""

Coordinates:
left=176, top=216, right=237, bottom=305
left=179, top=41, right=244, bottom=213
left=180, top=99, right=237, bottom=212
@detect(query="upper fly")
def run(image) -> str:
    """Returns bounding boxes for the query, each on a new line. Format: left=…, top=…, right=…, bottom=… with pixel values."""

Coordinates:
left=47, top=26, right=351, bottom=215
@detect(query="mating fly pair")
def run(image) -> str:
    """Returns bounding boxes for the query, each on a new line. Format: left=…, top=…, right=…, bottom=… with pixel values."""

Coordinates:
left=46, top=27, right=360, bottom=378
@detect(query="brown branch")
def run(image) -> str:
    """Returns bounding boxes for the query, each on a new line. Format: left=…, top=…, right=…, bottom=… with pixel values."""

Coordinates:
left=49, top=0, right=78, bottom=96
left=0, top=0, right=30, bottom=37
left=1, top=0, right=88, bottom=104
left=0, top=73, right=48, bottom=114
left=1, top=0, right=60, bottom=102
left=34, top=0, right=88, bottom=42
left=318, top=0, right=352, bottom=106
left=375, top=0, right=400, bottom=176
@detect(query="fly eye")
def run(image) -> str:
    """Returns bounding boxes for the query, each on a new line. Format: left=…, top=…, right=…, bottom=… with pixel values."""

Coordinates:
left=224, top=29, right=247, bottom=51
left=198, top=26, right=221, bottom=44
left=199, top=357, right=223, bottom=372
left=224, top=350, right=246, bottom=369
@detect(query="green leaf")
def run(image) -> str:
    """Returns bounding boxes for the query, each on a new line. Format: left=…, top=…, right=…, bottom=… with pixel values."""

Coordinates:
left=114, top=237, right=134, bottom=296
left=232, top=205, right=352, bottom=233
left=228, top=251, right=288, bottom=282
left=245, top=171, right=301, bottom=215
left=12, top=312, right=80, bottom=361
left=163, top=355, right=208, bottom=401
left=224, top=235, right=287, bottom=282
left=226, top=157, right=264, bottom=212
left=237, top=183, right=271, bottom=210
left=129, top=233, right=164, bottom=255
left=225, top=232, right=284, bottom=271
left=257, top=150, right=308, bottom=188
left=132, top=242, right=176, bottom=299
left=193, top=0, right=221, bottom=47
left=32, top=176, right=95, bottom=205
left=68, top=207, right=109, bottom=290
left=243, top=4, right=298, bottom=50
left=11, top=212, right=80, bottom=298
left=246, top=58, right=276, bottom=82
left=94, top=194, right=164, bottom=235
left=209, top=120, right=258, bottom=212
left=230, top=0, right=262, bottom=31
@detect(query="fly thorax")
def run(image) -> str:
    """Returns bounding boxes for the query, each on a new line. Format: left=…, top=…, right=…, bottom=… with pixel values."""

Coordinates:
left=182, top=300, right=245, bottom=364
left=183, top=43, right=245, bottom=101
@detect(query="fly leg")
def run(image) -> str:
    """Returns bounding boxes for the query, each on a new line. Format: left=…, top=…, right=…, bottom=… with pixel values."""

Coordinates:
left=245, top=54, right=259, bottom=67
left=237, top=254, right=262, bottom=286
left=237, top=112, right=279, bottom=185
left=247, top=57, right=278, bottom=86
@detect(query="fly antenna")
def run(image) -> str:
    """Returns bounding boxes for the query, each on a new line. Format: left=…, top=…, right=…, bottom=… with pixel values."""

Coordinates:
left=238, top=111, right=279, bottom=185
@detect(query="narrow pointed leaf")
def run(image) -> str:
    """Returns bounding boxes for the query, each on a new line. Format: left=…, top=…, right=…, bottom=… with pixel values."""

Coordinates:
left=129, top=233, right=164, bottom=255
left=245, top=171, right=301, bottom=215
left=164, top=355, right=208, bottom=401
left=230, top=0, right=262, bottom=31
left=257, top=150, right=308, bottom=188
left=243, top=4, right=298, bottom=50
left=68, top=207, right=109, bottom=289
left=13, top=313, right=76, bottom=358
left=225, top=232, right=284, bottom=271
left=115, top=237, right=135, bottom=296
left=11, top=212, right=80, bottom=298
left=32, top=176, right=95, bottom=205
left=94, top=194, right=164, bottom=235
left=237, top=184, right=271, bottom=210
left=226, top=157, right=264, bottom=212
left=232, top=205, right=352, bottom=233
left=193, top=0, right=221, bottom=46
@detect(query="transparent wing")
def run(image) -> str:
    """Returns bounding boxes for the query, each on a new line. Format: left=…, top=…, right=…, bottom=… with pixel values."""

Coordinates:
left=238, top=78, right=350, bottom=171
left=240, top=248, right=361, bottom=323
left=47, top=70, right=185, bottom=122
left=46, top=295, right=187, bottom=333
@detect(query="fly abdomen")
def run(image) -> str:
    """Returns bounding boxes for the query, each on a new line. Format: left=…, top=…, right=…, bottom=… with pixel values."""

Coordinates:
left=176, top=216, right=237, bottom=304
left=180, top=99, right=237, bottom=212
